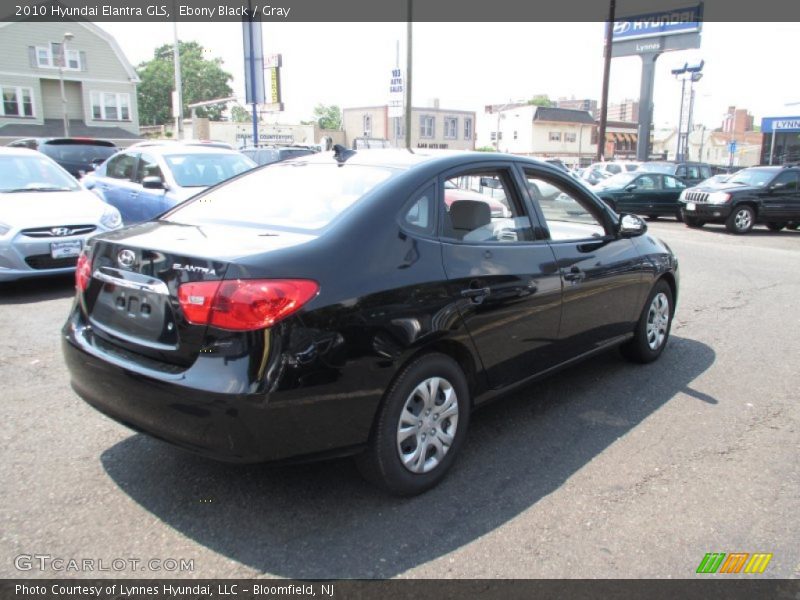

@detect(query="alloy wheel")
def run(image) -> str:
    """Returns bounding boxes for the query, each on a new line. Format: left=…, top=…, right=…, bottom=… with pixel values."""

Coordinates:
left=645, top=292, right=670, bottom=350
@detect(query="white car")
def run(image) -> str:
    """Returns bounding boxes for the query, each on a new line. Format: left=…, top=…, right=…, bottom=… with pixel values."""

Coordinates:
left=0, top=147, right=122, bottom=282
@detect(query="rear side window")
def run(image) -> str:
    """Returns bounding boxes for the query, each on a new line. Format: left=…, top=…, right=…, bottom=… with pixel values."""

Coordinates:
left=401, top=184, right=435, bottom=235
left=166, top=163, right=396, bottom=231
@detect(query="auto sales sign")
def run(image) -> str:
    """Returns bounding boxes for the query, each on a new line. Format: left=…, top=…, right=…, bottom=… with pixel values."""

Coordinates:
left=612, top=5, right=703, bottom=42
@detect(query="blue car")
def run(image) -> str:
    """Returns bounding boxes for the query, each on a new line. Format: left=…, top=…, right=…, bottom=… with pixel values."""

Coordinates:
left=82, top=144, right=256, bottom=224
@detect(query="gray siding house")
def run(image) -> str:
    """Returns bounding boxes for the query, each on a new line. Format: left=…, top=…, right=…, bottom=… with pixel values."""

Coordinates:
left=0, top=20, right=140, bottom=144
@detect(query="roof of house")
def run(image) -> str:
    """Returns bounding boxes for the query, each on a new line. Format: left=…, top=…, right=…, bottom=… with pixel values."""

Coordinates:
left=532, top=107, right=595, bottom=125
left=0, top=119, right=140, bottom=139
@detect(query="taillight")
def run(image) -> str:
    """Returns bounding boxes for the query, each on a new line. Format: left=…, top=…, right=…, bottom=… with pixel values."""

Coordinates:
left=75, top=251, right=92, bottom=291
left=178, top=279, right=319, bottom=331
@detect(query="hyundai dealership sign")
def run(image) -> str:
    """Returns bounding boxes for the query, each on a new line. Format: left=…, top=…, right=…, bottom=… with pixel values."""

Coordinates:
left=761, top=117, right=800, bottom=133
left=612, top=5, right=703, bottom=43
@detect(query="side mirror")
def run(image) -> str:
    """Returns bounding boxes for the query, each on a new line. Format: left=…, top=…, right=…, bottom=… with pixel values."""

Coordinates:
left=769, top=182, right=786, bottom=191
left=624, top=183, right=637, bottom=192
left=618, top=213, right=647, bottom=237
left=142, top=176, right=166, bottom=190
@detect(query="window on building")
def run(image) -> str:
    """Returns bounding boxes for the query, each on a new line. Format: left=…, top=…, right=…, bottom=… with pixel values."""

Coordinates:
left=1, top=86, right=34, bottom=117
left=444, top=117, right=457, bottom=139
left=464, top=117, right=473, bottom=140
left=565, top=132, right=577, bottom=143
left=490, top=131, right=503, bottom=142
left=91, top=91, right=131, bottom=121
left=420, top=115, right=434, bottom=138
left=549, top=132, right=562, bottom=142
left=393, top=117, right=404, bottom=139
left=513, top=131, right=518, bottom=140
left=362, top=114, right=372, bottom=137
left=36, top=43, right=81, bottom=70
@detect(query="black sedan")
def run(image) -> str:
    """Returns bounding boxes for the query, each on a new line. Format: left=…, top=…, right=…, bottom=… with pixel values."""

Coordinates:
left=594, top=171, right=688, bottom=220
left=62, top=149, right=679, bottom=495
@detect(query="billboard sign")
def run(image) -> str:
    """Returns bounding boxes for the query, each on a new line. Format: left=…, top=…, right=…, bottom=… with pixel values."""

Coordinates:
left=612, top=5, right=702, bottom=42
left=388, top=68, right=404, bottom=118
left=761, top=116, right=800, bottom=133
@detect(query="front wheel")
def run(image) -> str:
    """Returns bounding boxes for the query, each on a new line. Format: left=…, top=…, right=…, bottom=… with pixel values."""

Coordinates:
left=621, top=280, right=674, bottom=364
left=725, top=205, right=755, bottom=234
left=355, top=353, right=470, bottom=496
left=684, top=216, right=705, bottom=228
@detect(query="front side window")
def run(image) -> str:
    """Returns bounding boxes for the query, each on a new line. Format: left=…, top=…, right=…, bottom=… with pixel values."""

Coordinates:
left=166, top=163, right=396, bottom=231
left=105, top=153, right=138, bottom=181
left=524, top=169, right=606, bottom=241
left=420, top=115, right=434, bottom=139
left=442, top=169, right=532, bottom=244
left=91, top=91, right=131, bottom=121
left=634, top=174, right=661, bottom=190
left=1, top=86, right=34, bottom=117
left=444, top=117, right=457, bottom=139
left=664, top=175, right=684, bottom=189
left=135, top=154, right=163, bottom=183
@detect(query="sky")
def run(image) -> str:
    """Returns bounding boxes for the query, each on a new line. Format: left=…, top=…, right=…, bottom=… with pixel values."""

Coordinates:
left=98, top=21, right=800, bottom=131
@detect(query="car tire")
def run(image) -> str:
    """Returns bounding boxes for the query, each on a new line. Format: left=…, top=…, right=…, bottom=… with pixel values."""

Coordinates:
left=725, top=205, right=755, bottom=234
left=675, top=210, right=683, bottom=223
left=621, top=279, right=674, bottom=364
left=355, top=353, right=470, bottom=496
left=766, top=222, right=786, bottom=232
left=684, top=216, right=705, bottom=228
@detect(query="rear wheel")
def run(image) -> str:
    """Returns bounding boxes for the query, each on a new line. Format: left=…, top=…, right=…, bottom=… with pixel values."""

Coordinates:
left=684, top=216, right=705, bottom=228
left=726, top=205, right=755, bottom=234
left=356, top=353, right=470, bottom=496
left=621, top=279, right=674, bottom=364
left=766, top=222, right=786, bottom=232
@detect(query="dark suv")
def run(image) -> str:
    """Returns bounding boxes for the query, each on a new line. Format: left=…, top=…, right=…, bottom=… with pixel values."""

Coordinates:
left=7, top=137, right=117, bottom=178
left=644, top=161, right=713, bottom=187
left=679, top=165, right=800, bottom=234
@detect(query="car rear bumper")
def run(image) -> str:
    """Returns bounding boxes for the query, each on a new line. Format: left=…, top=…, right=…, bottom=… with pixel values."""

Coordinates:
left=62, top=310, right=375, bottom=463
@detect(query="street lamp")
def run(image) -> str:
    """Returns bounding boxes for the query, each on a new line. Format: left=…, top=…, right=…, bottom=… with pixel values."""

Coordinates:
left=672, top=60, right=703, bottom=162
left=59, top=32, right=74, bottom=137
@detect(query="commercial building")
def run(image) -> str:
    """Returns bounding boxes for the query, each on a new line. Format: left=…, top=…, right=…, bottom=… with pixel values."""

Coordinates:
left=722, top=106, right=755, bottom=137
left=607, top=99, right=639, bottom=123
left=557, top=97, right=598, bottom=118
left=342, top=102, right=475, bottom=150
left=0, top=21, right=140, bottom=144
left=760, top=116, right=800, bottom=165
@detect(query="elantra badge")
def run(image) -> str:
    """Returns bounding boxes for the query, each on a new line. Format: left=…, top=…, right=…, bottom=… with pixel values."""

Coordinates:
left=117, top=249, right=136, bottom=269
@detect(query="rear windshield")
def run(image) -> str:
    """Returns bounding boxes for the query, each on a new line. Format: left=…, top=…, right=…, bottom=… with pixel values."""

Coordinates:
left=164, top=153, right=255, bottom=187
left=166, top=163, right=395, bottom=230
left=644, top=163, right=676, bottom=174
left=39, top=143, right=117, bottom=164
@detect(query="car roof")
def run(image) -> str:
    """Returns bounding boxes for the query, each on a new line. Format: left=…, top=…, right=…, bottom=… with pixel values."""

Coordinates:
left=0, top=146, right=43, bottom=156
left=126, top=144, right=243, bottom=156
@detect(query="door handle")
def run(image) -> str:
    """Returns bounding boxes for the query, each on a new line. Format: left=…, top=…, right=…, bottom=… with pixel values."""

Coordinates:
left=460, top=286, right=491, bottom=301
left=563, top=266, right=585, bottom=282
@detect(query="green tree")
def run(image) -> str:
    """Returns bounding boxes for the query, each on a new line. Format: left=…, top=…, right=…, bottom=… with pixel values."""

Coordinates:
left=230, top=104, right=252, bottom=123
left=527, top=94, right=554, bottom=107
left=136, top=41, right=233, bottom=126
left=312, top=104, right=342, bottom=130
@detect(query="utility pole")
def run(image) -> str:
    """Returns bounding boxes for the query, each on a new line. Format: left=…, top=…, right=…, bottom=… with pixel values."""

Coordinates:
left=404, top=0, right=413, bottom=150
left=172, top=19, right=183, bottom=139
left=596, top=0, right=615, bottom=162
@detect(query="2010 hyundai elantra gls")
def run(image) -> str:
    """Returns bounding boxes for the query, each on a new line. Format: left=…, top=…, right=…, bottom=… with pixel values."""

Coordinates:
left=62, top=148, right=678, bottom=495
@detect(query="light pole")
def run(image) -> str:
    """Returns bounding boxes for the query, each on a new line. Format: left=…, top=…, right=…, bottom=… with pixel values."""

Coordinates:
left=671, top=60, right=703, bottom=162
left=59, top=32, right=74, bottom=137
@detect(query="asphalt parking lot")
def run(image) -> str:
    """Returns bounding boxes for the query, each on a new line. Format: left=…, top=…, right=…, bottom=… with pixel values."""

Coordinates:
left=1, top=220, right=798, bottom=579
